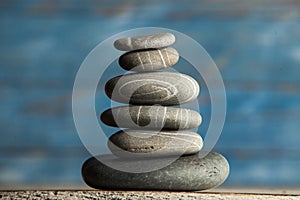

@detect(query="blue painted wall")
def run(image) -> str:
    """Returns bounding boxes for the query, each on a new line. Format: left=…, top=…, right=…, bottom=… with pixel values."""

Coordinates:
left=1, top=0, right=300, bottom=187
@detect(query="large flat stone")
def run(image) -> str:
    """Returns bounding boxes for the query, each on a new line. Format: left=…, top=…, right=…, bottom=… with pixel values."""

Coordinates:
left=81, top=152, right=229, bottom=191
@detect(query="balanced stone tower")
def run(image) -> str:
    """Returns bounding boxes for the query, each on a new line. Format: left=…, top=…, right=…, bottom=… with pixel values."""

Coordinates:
left=82, top=33, right=229, bottom=191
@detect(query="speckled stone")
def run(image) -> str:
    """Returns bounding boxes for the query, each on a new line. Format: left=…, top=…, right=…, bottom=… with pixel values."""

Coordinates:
left=108, top=129, right=203, bottom=157
left=81, top=152, right=230, bottom=191
left=105, top=72, right=200, bottom=105
left=114, top=33, right=175, bottom=51
left=101, top=106, right=202, bottom=130
left=119, top=47, right=179, bottom=72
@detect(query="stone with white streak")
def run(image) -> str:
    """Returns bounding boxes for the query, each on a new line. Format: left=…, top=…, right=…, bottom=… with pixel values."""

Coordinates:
left=119, top=47, right=179, bottom=71
left=114, top=33, right=175, bottom=51
left=101, top=106, right=202, bottom=130
left=105, top=72, right=200, bottom=105
left=107, top=130, right=203, bottom=157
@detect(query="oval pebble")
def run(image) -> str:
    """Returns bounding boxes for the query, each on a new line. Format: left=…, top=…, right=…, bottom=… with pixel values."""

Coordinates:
left=114, top=32, right=175, bottom=51
left=119, top=47, right=179, bottom=72
left=108, top=129, right=203, bottom=157
left=101, top=106, right=201, bottom=130
left=105, top=72, right=200, bottom=105
left=82, top=152, right=230, bottom=191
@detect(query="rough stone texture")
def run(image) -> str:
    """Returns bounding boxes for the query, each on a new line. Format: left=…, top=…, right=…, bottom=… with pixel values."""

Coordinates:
left=114, top=32, right=175, bottom=51
left=81, top=152, right=229, bottom=191
left=119, top=47, right=179, bottom=71
left=105, top=72, right=200, bottom=105
left=101, top=106, right=202, bottom=130
left=108, top=130, right=203, bottom=157
left=1, top=190, right=300, bottom=200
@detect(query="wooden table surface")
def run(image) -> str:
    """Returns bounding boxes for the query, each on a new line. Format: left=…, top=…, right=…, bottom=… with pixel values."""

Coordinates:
left=1, top=189, right=300, bottom=200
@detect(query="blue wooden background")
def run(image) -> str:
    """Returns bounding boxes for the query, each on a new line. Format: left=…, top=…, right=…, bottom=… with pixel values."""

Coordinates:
left=1, top=0, right=300, bottom=188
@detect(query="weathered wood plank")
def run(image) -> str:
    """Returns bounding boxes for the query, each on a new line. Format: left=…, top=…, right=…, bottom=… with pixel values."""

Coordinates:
left=1, top=190, right=300, bottom=200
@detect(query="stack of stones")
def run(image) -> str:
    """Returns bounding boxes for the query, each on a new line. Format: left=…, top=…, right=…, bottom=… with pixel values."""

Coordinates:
left=82, top=33, right=229, bottom=191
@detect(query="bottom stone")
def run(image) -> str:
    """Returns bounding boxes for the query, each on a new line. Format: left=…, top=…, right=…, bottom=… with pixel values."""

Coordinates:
left=81, top=152, right=230, bottom=191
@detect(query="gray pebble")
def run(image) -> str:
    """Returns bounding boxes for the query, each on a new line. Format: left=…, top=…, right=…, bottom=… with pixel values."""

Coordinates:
left=82, top=152, right=230, bottom=191
left=114, top=33, right=175, bottom=51
left=105, top=72, right=200, bottom=105
left=101, top=106, right=202, bottom=130
left=108, top=129, right=203, bottom=157
left=119, top=47, right=179, bottom=72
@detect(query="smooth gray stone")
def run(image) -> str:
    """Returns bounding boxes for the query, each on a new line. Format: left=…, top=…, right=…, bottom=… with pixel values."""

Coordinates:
left=105, top=72, right=200, bottom=105
left=119, top=47, right=179, bottom=72
left=101, top=106, right=202, bottom=130
left=81, top=152, right=230, bottom=191
left=108, top=129, right=203, bottom=157
left=114, top=32, right=175, bottom=51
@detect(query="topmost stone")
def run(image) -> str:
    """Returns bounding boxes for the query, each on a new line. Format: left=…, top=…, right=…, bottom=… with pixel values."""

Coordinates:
left=114, top=33, right=175, bottom=51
